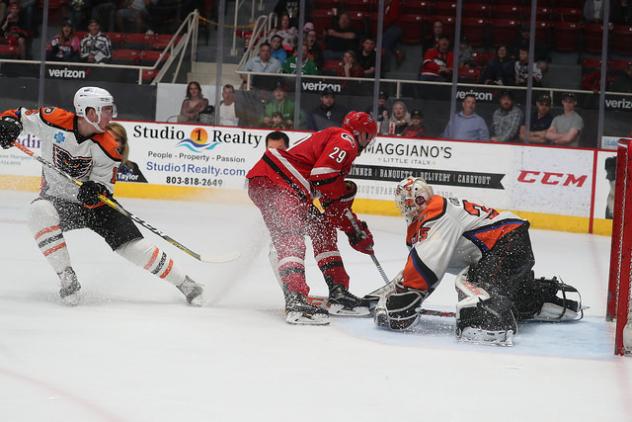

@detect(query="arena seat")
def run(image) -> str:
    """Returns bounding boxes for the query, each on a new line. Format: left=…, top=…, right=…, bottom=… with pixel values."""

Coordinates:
left=108, top=33, right=126, bottom=48
left=553, top=21, right=582, bottom=52
left=459, top=66, right=481, bottom=82
left=125, top=33, right=155, bottom=50
left=583, top=23, right=606, bottom=54
left=152, top=34, right=177, bottom=50
left=461, top=18, right=486, bottom=47
left=0, top=45, right=18, bottom=59
left=434, top=2, right=456, bottom=17
left=492, top=5, right=527, bottom=20
left=142, top=69, right=158, bottom=83
left=490, top=19, right=520, bottom=46
left=535, top=21, right=552, bottom=47
left=553, top=8, right=582, bottom=22
left=402, top=1, right=435, bottom=15
left=311, top=9, right=335, bottom=32
left=348, top=11, right=368, bottom=33
left=140, top=50, right=169, bottom=66
left=111, top=49, right=141, bottom=65
left=346, top=0, right=376, bottom=13
left=612, top=25, right=632, bottom=56
left=399, top=15, right=424, bottom=44
left=463, top=3, right=489, bottom=19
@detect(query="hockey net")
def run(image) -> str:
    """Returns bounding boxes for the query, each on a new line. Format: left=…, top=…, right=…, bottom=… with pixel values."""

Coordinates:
left=607, top=138, right=632, bottom=356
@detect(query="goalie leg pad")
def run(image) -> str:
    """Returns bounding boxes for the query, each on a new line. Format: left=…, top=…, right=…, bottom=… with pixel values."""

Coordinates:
left=455, top=270, right=517, bottom=346
left=374, top=287, right=426, bottom=331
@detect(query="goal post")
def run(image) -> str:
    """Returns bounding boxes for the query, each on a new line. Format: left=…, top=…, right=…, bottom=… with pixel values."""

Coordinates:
left=607, top=138, right=632, bottom=356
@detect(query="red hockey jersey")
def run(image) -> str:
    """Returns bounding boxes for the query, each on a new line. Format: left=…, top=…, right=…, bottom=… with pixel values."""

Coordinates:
left=246, top=127, right=358, bottom=201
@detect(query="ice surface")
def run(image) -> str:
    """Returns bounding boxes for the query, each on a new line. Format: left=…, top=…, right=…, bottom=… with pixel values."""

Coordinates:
left=1, top=190, right=631, bottom=422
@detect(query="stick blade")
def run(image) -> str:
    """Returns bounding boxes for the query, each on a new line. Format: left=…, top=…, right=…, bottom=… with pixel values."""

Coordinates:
left=199, top=250, right=241, bottom=264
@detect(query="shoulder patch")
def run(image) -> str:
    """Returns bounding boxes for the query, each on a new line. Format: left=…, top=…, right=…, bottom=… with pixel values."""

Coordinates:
left=92, top=131, right=122, bottom=162
left=39, top=107, right=74, bottom=131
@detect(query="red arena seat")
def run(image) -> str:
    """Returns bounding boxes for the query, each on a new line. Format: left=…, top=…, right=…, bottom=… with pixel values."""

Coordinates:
left=402, top=1, right=435, bottom=15
left=399, top=15, right=424, bottom=44
left=311, top=9, right=335, bottom=32
left=553, top=21, right=582, bottom=52
left=554, top=8, right=582, bottom=22
left=111, top=49, right=141, bottom=65
left=140, top=50, right=169, bottom=66
left=0, top=44, right=18, bottom=58
left=347, top=11, right=368, bottom=33
left=583, top=23, right=606, bottom=54
left=435, top=2, right=456, bottom=17
left=108, top=32, right=126, bottom=48
left=490, top=19, right=521, bottom=46
left=346, top=0, right=375, bottom=13
left=461, top=18, right=486, bottom=47
left=125, top=33, right=155, bottom=49
left=459, top=66, right=481, bottom=82
left=313, top=0, right=339, bottom=9
left=142, top=69, right=158, bottom=83
left=492, top=5, right=527, bottom=20
left=463, top=3, right=489, bottom=18
left=612, top=25, right=632, bottom=56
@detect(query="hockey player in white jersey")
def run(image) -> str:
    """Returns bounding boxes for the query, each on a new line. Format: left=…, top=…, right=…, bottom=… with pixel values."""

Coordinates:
left=371, top=176, right=582, bottom=346
left=0, top=87, right=204, bottom=306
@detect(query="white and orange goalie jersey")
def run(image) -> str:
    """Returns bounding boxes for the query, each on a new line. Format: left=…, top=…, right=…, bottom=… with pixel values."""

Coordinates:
left=402, top=195, right=527, bottom=292
left=1, top=107, right=122, bottom=204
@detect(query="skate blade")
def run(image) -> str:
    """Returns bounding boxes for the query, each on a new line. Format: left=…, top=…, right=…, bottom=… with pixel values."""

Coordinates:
left=457, top=328, right=514, bottom=347
left=329, top=303, right=371, bottom=317
left=286, top=311, right=330, bottom=326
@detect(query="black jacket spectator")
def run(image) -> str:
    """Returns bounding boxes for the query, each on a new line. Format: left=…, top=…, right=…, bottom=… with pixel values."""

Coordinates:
left=481, top=45, right=515, bottom=86
left=306, top=89, right=348, bottom=131
left=324, top=13, right=359, bottom=60
left=80, top=20, right=112, bottom=63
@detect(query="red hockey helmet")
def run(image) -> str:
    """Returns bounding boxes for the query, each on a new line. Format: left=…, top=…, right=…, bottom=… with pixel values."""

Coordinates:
left=342, top=111, right=378, bottom=148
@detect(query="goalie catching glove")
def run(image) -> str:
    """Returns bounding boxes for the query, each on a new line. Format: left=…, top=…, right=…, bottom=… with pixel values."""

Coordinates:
left=77, top=181, right=112, bottom=206
left=322, top=181, right=374, bottom=255
left=0, top=116, right=22, bottom=149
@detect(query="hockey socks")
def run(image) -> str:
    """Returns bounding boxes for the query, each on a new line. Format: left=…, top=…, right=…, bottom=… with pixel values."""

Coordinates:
left=28, top=200, right=72, bottom=274
left=116, top=238, right=186, bottom=286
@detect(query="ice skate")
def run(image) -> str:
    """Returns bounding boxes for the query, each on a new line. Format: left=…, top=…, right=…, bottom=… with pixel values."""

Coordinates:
left=328, top=284, right=370, bottom=317
left=58, top=267, right=81, bottom=306
left=285, top=291, right=329, bottom=325
left=177, top=276, right=205, bottom=306
left=456, top=327, right=515, bottom=347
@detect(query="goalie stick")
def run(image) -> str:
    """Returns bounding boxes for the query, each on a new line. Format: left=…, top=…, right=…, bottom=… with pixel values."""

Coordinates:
left=14, top=142, right=239, bottom=264
left=307, top=296, right=456, bottom=318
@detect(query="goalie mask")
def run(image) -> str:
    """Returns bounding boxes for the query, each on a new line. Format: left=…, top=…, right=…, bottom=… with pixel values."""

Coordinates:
left=394, top=176, right=434, bottom=223
left=74, top=87, right=117, bottom=133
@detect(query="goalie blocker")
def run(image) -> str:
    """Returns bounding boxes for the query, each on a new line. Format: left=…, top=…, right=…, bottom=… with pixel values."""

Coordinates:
left=372, top=176, right=582, bottom=346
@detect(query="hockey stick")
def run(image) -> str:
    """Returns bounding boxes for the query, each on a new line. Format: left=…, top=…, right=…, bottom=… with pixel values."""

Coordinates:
left=14, top=142, right=239, bottom=264
left=308, top=295, right=455, bottom=318
left=343, top=209, right=390, bottom=284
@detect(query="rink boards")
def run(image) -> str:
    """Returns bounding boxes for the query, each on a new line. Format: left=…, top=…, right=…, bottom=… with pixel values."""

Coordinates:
left=0, top=120, right=623, bottom=235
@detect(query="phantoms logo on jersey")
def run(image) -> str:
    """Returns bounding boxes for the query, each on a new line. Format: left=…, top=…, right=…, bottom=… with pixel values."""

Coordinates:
left=52, top=145, right=92, bottom=179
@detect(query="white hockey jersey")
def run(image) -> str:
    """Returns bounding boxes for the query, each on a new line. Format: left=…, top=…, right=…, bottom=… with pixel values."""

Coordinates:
left=2, top=106, right=122, bottom=204
left=402, top=195, right=527, bottom=292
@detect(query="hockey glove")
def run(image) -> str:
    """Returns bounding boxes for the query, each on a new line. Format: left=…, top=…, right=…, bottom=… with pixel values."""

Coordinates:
left=345, top=219, right=374, bottom=255
left=322, top=181, right=358, bottom=230
left=77, top=181, right=111, bottom=206
left=0, top=116, right=23, bottom=149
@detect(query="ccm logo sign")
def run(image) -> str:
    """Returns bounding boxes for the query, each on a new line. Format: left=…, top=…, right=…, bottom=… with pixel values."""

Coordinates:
left=517, top=170, right=588, bottom=187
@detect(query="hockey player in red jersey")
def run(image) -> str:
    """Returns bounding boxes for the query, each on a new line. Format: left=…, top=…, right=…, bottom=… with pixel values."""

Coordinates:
left=247, top=111, right=378, bottom=325
left=370, top=176, right=582, bottom=345
left=0, top=87, right=204, bottom=306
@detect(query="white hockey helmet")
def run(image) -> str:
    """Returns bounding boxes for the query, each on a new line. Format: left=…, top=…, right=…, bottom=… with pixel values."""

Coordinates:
left=74, top=87, right=117, bottom=132
left=394, top=176, right=434, bottom=222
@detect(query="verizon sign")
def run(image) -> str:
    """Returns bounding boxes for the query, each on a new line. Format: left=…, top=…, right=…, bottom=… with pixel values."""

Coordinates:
left=47, top=67, right=87, bottom=79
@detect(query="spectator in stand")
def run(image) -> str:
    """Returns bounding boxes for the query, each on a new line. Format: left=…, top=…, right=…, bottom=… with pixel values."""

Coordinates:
left=80, top=19, right=112, bottom=63
left=545, top=93, right=584, bottom=147
left=510, top=25, right=549, bottom=63
left=357, top=37, right=376, bottom=78
left=267, top=112, right=288, bottom=129
left=274, top=1, right=310, bottom=30
left=323, top=12, right=358, bottom=61
left=108, top=122, right=148, bottom=183
left=270, top=34, right=288, bottom=65
left=422, top=20, right=445, bottom=52
left=336, top=50, right=364, bottom=78
left=91, top=0, right=116, bottom=32
left=116, top=0, right=150, bottom=33
left=1, top=0, right=28, bottom=59
left=515, top=48, right=543, bottom=86
left=381, top=100, right=410, bottom=136
left=584, top=0, right=607, bottom=22
left=611, top=62, right=632, bottom=92
left=481, top=45, right=515, bottom=86
left=283, top=43, right=319, bottom=75
left=383, top=0, right=405, bottom=67
left=178, top=81, right=209, bottom=123
left=442, top=94, right=490, bottom=141
left=305, top=28, right=323, bottom=69
left=218, top=84, right=241, bottom=127
left=519, top=94, right=554, bottom=144
left=306, top=87, right=347, bottom=131
left=262, top=84, right=295, bottom=128
left=366, top=90, right=390, bottom=125
left=271, top=13, right=297, bottom=52
left=419, top=36, right=453, bottom=81
left=243, top=43, right=282, bottom=74
left=46, top=21, right=81, bottom=62
left=401, top=109, right=425, bottom=139
left=491, top=91, right=523, bottom=142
